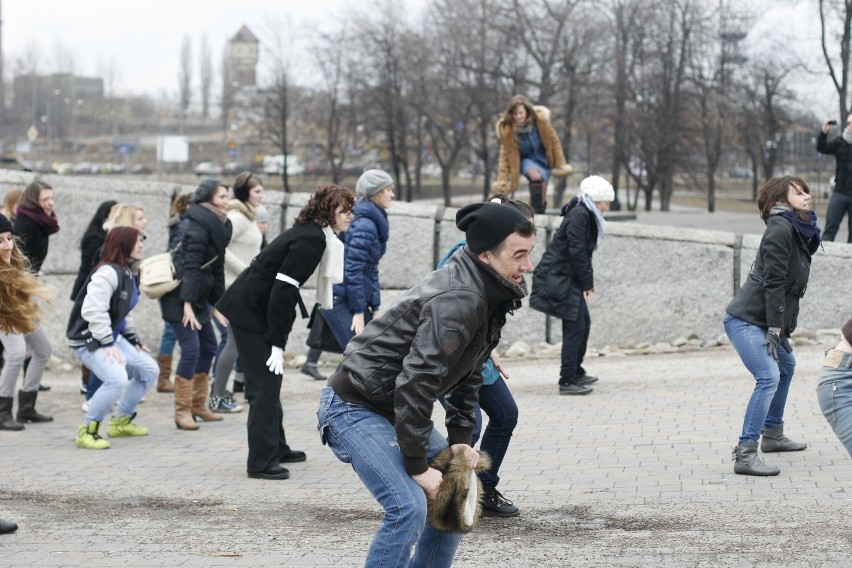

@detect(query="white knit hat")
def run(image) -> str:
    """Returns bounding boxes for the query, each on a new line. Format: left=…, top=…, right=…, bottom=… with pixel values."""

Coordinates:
left=579, top=175, right=614, bottom=202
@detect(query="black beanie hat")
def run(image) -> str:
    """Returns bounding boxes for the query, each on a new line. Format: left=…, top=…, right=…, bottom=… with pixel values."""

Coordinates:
left=456, top=202, right=528, bottom=254
left=192, top=179, right=223, bottom=204
left=0, top=213, right=12, bottom=235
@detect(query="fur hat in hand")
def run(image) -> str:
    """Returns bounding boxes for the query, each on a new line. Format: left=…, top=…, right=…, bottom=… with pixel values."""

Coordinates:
left=456, top=202, right=528, bottom=254
left=579, top=175, right=614, bottom=202
left=0, top=213, right=13, bottom=235
left=427, top=448, right=491, bottom=533
left=355, top=169, right=394, bottom=198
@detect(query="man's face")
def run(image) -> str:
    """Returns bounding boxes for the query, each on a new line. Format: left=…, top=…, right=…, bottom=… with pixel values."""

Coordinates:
left=479, top=232, right=535, bottom=285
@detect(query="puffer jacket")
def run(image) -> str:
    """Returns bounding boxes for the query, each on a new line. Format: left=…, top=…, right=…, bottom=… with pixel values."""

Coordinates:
left=529, top=198, right=597, bottom=322
left=329, top=246, right=526, bottom=475
left=160, top=204, right=232, bottom=325
left=67, top=263, right=142, bottom=350
left=333, top=198, right=389, bottom=314
left=726, top=214, right=813, bottom=336
left=494, top=106, right=567, bottom=193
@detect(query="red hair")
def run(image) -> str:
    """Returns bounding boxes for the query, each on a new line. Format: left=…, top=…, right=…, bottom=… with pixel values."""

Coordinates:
left=98, top=226, right=140, bottom=268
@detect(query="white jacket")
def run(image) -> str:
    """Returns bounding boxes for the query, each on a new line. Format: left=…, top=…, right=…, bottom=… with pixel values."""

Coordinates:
left=224, top=199, right=263, bottom=287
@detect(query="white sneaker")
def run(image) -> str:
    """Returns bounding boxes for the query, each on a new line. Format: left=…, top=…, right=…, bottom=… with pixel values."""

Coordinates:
left=81, top=400, right=89, bottom=412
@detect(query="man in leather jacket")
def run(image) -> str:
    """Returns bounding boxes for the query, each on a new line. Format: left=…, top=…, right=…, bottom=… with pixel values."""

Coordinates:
left=317, top=202, right=535, bottom=567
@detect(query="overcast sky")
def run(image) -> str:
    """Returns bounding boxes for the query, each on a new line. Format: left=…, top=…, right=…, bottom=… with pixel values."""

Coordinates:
left=0, top=0, right=841, bottom=122
left=3, top=0, right=424, bottom=98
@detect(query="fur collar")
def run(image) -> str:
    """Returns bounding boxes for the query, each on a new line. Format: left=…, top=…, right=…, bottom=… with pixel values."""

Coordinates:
left=227, top=198, right=257, bottom=221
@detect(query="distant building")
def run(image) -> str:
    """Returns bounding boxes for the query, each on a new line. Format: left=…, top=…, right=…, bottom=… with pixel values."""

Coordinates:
left=10, top=73, right=105, bottom=140
left=227, top=25, right=259, bottom=88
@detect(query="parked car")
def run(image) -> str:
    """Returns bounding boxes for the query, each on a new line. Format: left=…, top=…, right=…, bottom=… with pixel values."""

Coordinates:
left=54, top=162, right=74, bottom=175
left=223, top=162, right=253, bottom=176
left=73, top=162, right=93, bottom=174
left=131, top=164, right=153, bottom=175
left=728, top=166, right=754, bottom=180
left=194, top=161, right=223, bottom=176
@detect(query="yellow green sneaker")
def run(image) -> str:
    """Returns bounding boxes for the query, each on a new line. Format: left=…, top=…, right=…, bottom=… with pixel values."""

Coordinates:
left=76, top=421, right=110, bottom=450
left=108, top=413, right=149, bottom=437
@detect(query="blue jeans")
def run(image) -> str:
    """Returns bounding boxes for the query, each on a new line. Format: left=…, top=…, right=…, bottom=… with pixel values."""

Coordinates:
left=171, top=321, right=217, bottom=379
left=158, top=320, right=176, bottom=355
left=816, top=349, right=852, bottom=457
left=822, top=191, right=852, bottom=242
left=724, top=314, right=796, bottom=444
left=476, top=377, right=518, bottom=487
left=74, top=335, right=158, bottom=423
left=317, top=387, right=463, bottom=568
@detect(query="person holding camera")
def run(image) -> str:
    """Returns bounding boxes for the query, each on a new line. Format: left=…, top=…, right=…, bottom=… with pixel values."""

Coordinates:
left=816, top=117, right=852, bottom=242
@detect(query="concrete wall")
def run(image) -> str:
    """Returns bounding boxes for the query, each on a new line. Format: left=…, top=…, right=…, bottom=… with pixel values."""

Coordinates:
left=2, top=169, right=849, bottom=363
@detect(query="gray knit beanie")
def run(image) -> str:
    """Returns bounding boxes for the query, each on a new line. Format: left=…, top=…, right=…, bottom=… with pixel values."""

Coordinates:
left=355, top=169, right=394, bottom=198
left=255, top=204, right=269, bottom=223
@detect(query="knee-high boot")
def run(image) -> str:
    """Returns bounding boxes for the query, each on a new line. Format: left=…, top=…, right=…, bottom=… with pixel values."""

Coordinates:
left=529, top=180, right=546, bottom=214
left=156, top=355, right=174, bottom=393
left=191, top=373, right=223, bottom=422
left=173, top=376, right=200, bottom=430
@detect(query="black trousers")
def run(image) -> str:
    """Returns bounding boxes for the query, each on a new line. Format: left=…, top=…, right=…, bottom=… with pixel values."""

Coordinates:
left=230, top=326, right=294, bottom=474
left=559, top=299, right=591, bottom=382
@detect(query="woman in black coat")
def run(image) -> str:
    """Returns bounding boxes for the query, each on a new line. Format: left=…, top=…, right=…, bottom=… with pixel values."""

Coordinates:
left=71, top=200, right=118, bottom=300
left=725, top=176, right=820, bottom=477
left=160, top=180, right=232, bottom=430
left=217, top=185, right=354, bottom=479
left=13, top=180, right=58, bottom=275
left=530, top=176, right=614, bottom=396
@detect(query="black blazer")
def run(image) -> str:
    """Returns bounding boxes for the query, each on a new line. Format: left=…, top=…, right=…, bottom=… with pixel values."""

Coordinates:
left=217, top=221, right=326, bottom=349
left=160, top=204, right=232, bottom=325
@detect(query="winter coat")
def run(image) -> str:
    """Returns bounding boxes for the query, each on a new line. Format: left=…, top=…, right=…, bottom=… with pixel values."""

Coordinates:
left=332, top=198, right=389, bottom=314
left=160, top=204, right=232, bottom=325
left=223, top=199, right=262, bottom=287
left=529, top=198, right=597, bottom=322
left=167, top=213, right=189, bottom=252
left=216, top=221, right=326, bottom=349
left=329, top=246, right=525, bottom=475
left=67, top=263, right=142, bottom=350
left=494, top=106, right=567, bottom=193
left=816, top=131, right=852, bottom=196
left=70, top=230, right=107, bottom=300
left=726, top=214, right=813, bottom=336
left=13, top=209, right=54, bottom=273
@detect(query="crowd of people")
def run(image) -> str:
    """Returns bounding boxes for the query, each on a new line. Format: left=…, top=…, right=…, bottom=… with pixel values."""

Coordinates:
left=1, top=99, right=852, bottom=565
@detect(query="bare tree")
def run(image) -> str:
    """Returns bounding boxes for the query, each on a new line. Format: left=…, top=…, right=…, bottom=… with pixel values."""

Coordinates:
left=199, top=34, right=213, bottom=121
left=819, top=0, right=852, bottom=120
left=220, top=51, right=236, bottom=143
left=178, top=35, right=192, bottom=134
left=312, top=29, right=354, bottom=183
left=260, top=17, right=296, bottom=192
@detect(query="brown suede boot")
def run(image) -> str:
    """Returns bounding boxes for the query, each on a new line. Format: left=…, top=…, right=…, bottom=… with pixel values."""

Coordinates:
left=173, top=376, right=199, bottom=430
left=190, top=373, right=223, bottom=422
left=156, top=354, right=174, bottom=393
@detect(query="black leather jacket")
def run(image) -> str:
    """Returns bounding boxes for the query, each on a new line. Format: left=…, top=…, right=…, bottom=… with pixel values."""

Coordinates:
left=726, top=214, right=813, bottom=336
left=329, top=246, right=525, bottom=475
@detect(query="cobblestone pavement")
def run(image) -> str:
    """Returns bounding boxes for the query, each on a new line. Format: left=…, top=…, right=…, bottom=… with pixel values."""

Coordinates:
left=1, top=342, right=850, bottom=567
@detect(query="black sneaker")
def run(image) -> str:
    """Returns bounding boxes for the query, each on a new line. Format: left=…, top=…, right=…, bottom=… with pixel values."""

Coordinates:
left=576, top=374, right=599, bottom=385
left=559, top=383, right=593, bottom=395
left=480, top=486, right=520, bottom=517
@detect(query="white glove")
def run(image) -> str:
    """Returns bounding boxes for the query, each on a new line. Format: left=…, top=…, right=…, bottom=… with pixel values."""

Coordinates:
left=266, top=346, right=284, bottom=376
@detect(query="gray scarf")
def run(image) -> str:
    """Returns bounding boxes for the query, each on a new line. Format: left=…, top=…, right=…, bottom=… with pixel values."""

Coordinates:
left=579, top=193, right=607, bottom=250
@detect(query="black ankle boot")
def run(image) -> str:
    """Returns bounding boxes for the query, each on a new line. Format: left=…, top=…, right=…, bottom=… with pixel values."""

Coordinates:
left=301, top=349, right=327, bottom=381
left=16, top=390, right=53, bottom=423
left=0, top=397, right=24, bottom=431
left=760, top=424, right=807, bottom=452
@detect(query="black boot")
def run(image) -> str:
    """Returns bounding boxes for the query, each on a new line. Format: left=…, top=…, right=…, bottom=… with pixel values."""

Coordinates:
left=558, top=377, right=592, bottom=395
left=732, top=441, right=780, bottom=476
left=300, top=349, right=327, bottom=381
left=0, top=518, right=17, bottom=534
left=480, top=485, right=520, bottom=517
left=0, top=397, right=24, bottom=431
left=529, top=180, right=546, bottom=214
left=760, top=424, right=807, bottom=452
left=16, top=390, right=53, bottom=423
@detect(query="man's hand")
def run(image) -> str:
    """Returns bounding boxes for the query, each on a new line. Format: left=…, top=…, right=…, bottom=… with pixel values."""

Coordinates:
left=823, top=119, right=834, bottom=134
left=449, top=443, right=480, bottom=469
left=412, top=467, right=443, bottom=500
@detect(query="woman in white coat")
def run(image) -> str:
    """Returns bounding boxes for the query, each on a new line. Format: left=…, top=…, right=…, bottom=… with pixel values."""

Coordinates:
left=210, top=172, right=264, bottom=412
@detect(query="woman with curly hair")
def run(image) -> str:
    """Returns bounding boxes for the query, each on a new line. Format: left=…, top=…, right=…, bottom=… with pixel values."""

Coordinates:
left=217, top=185, right=355, bottom=480
left=493, top=94, right=572, bottom=214
left=0, top=213, right=53, bottom=431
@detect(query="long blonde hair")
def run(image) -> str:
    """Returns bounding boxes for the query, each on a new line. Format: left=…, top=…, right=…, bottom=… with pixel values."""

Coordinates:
left=0, top=236, right=52, bottom=334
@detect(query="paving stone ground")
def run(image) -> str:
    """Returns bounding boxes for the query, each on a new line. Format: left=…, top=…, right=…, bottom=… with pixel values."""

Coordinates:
left=1, top=342, right=851, bottom=567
